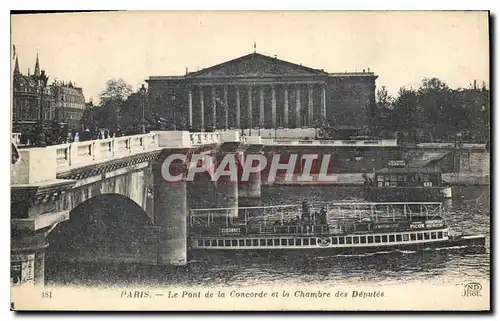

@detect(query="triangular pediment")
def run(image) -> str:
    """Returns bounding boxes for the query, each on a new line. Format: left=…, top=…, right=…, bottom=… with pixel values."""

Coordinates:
left=187, top=53, right=327, bottom=78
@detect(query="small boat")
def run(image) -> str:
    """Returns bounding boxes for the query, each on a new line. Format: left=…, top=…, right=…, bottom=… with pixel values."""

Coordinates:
left=363, top=165, right=452, bottom=202
left=188, top=202, right=485, bottom=258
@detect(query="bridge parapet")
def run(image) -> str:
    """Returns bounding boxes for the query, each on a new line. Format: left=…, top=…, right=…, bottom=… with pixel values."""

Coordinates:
left=261, top=138, right=397, bottom=147
left=11, top=132, right=160, bottom=184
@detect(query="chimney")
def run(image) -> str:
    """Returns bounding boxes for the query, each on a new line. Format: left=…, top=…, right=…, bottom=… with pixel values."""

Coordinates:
left=368, top=67, right=371, bottom=72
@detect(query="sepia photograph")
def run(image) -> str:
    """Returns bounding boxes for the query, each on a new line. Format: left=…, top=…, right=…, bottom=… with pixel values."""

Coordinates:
left=9, top=10, right=490, bottom=311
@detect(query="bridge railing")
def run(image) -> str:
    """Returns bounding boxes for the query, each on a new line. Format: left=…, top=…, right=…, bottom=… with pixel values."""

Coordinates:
left=189, top=132, right=220, bottom=146
left=260, top=138, right=398, bottom=147
left=54, top=132, right=159, bottom=170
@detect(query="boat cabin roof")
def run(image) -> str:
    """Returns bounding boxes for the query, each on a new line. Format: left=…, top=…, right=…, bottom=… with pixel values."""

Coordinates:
left=375, top=167, right=442, bottom=174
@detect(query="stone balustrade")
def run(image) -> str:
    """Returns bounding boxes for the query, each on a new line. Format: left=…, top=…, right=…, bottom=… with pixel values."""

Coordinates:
left=11, top=133, right=160, bottom=185
left=260, top=138, right=398, bottom=147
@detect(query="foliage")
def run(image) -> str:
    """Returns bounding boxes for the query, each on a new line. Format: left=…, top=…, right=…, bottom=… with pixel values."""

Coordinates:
left=370, top=78, right=489, bottom=143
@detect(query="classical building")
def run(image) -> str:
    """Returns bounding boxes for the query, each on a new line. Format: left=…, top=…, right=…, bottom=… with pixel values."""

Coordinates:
left=146, top=52, right=377, bottom=131
left=12, top=53, right=86, bottom=130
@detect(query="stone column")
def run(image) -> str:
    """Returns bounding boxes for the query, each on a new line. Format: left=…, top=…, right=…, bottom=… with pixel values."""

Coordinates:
left=247, top=86, right=253, bottom=128
left=188, top=87, right=193, bottom=128
left=236, top=87, right=241, bottom=128
left=215, top=152, right=238, bottom=217
left=321, top=85, right=327, bottom=123
left=283, top=87, right=289, bottom=128
left=308, top=85, right=313, bottom=127
left=296, top=87, right=301, bottom=128
left=259, top=86, right=265, bottom=127
left=199, top=88, right=205, bottom=129
left=271, top=86, right=277, bottom=128
left=211, top=86, right=217, bottom=129
left=153, top=161, right=187, bottom=265
left=224, top=86, right=229, bottom=128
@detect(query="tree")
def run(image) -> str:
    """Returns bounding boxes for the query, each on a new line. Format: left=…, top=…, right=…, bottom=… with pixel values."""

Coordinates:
left=99, top=78, right=133, bottom=105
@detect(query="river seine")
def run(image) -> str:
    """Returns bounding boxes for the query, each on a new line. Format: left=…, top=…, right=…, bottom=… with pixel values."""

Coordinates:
left=46, top=186, right=490, bottom=288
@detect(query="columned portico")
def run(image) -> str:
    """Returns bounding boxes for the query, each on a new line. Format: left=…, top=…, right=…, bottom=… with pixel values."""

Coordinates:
left=147, top=52, right=378, bottom=130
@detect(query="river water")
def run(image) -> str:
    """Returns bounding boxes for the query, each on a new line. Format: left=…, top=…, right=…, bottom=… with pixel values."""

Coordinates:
left=46, top=186, right=490, bottom=288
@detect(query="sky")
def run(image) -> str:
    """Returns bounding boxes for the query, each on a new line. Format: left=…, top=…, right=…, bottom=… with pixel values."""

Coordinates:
left=11, top=11, right=489, bottom=103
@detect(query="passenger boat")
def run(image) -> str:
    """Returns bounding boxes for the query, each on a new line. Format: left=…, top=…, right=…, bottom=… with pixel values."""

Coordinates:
left=188, top=202, right=485, bottom=258
left=363, top=164, right=452, bottom=202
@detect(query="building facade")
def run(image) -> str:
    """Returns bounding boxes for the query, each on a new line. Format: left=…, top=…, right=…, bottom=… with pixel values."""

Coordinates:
left=12, top=53, right=86, bottom=130
left=146, top=52, right=377, bottom=131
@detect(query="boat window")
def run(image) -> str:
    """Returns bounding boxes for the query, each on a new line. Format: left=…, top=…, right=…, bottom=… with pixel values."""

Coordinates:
left=295, top=238, right=302, bottom=246
left=438, top=232, right=443, bottom=239
left=396, top=235, right=402, bottom=242
left=288, top=239, right=294, bottom=246
left=232, top=240, right=238, bottom=246
left=424, top=233, right=430, bottom=240
left=332, top=237, right=338, bottom=245
left=403, top=234, right=409, bottom=241
left=267, top=239, right=273, bottom=246
left=346, top=237, right=352, bottom=244
left=310, top=238, right=317, bottom=246
left=260, top=239, right=266, bottom=246
left=374, top=236, right=381, bottom=243
left=218, top=240, right=224, bottom=247
left=303, top=238, right=310, bottom=245
left=239, top=239, right=245, bottom=246
left=225, top=240, right=231, bottom=247
left=417, top=233, right=423, bottom=241
left=381, top=235, right=388, bottom=242
left=431, top=232, right=437, bottom=239
left=281, top=239, right=287, bottom=246
left=443, top=231, right=448, bottom=238
left=339, top=237, right=345, bottom=244
left=410, top=234, right=417, bottom=241
left=212, top=240, right=217, bottom=246
left=360, top=236, right=367, bottom=244
left=389, top=235, right=395, bottom=242
left=198, top=240, right=203, bottom=246
left=367, top=236, right=374, bottom=243
left=245, top=239, right=252, bottom=246
left=252, top=239, right=259, bottom=246
left=204, top=240, right=211, bottom=246
left=353, top=237, right=360, bottom=244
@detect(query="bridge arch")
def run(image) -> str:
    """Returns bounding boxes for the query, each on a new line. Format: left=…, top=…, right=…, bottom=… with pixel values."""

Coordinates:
left=46, top=193, right=159, bottom=266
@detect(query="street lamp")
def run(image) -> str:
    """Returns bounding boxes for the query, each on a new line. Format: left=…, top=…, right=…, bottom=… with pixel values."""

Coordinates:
left=139, top=84, right=147, bottom=134
left=36, top=70, right=49, bottom=147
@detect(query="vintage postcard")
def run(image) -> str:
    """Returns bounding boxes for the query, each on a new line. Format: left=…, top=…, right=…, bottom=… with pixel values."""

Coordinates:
left=10, top=10, right=490, bottom=311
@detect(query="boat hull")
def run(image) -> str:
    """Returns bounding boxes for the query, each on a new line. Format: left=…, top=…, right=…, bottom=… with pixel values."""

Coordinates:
left=364, top=187, right=448, bottom=202
left=188, top=235, right=486, bottom=261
